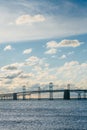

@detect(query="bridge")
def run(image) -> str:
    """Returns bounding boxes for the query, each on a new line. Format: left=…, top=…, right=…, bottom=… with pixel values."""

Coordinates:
left=0, top=83, right=87, bottom=100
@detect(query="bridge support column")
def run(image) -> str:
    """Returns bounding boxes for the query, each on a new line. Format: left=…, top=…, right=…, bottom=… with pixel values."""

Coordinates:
left=29, top=93, right=31, bottom=100
left=23, top=86, right=26, bottom=100
left=49, top=82, right=53, bottom=100
left=78, top=93, right=81, bottom=99
left=38, top=87, right=41, bottom=100
left=83, top=91, right=86, bottom=99
left=13, top=93, right=17, bottom=100
left=64, top=90, right=70, bottom=100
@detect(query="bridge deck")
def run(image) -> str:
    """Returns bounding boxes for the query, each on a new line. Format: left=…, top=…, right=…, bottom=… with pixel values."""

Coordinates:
left=0, top=89, right=87, bottom=97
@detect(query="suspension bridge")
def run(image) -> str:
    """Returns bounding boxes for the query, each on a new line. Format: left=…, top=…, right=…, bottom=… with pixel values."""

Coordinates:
left=0, top=83, right=87, bottom=100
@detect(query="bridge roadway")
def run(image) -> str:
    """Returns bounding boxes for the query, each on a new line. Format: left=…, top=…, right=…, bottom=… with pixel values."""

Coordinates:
left=0, top=89, right=87, bottom=100
left=17, top=89, right=87, bottom=94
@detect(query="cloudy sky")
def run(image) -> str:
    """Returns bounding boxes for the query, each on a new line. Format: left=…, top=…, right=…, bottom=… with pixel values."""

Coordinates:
left=0, top=0, right=87, bottom=93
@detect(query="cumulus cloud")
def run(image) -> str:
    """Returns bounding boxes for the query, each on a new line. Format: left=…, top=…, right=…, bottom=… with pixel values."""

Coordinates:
left=4, top=45, right=12, bottom=51
left=0, top=55, right=87, bottom=93
left=1, top=63, right=23, bottom=71
left=46, top=41, right=58, bottom=48
left=59, top=55, right=67, bottom=59
left=23, top=48, right=32, bottom=54
left=5, top=70, right=23, bottom=79
left=18, top=73, right=34, bottom=79
left=23, top=56, right=47, bottom=68
left=57, top=61, right=87, bottom=82
left=46, top=40, right=82, bottom=49
left=25, top=56, right=39, bottom=65
left=1, top=64, right=18, bottom=71
left=45, top=39, right=82, bottom=55
left=64, top=61, right=79, bottom=67
left=45, top=48, right=57, bottom=54
left=25, top=56, right=46, bottom=67
left=16, top=14, right=45, bottom=25
left=58, top=40, right=81, bottom=48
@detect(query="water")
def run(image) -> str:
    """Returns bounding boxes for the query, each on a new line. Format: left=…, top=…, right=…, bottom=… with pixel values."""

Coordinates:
left=0, top=100, right=87, bottom=130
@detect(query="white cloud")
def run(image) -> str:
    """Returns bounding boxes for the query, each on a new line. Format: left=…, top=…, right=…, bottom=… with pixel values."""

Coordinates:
left=59, top=55, right=67, bottom=59
left=64, top=61, right=79, bottom=67
left=0, top=0, right=87, bottom=42
left=58, top=40, right=81, bottom=48
left=57, top=61, right=87, bottom=83
left=45, top=48, right=57, bottom=54
left=23, top=48, right=32, bottom=54
left=18, top=73, right=34, bottom=79
left=46, top=41, right=58, bottom=48
left=0, top=11, right=87, bottom=43
left=1, top=63, right=23, bottom=71
left=25, top=56, right=40, bottom=66
left=0, top=52, right=87, bottom=92
left=4, top=45, right=12, bottom=51
left=46, top=40, right=81, bottom=49
left=16, top=14, right=45, bottom=25
left=5, top=70, right=23, bottom=79
left=45, top=40, right=82, bottom=54
left=45, top=40, right=81, bottom=55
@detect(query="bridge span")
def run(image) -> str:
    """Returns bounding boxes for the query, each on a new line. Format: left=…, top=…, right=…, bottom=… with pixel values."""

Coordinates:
left=0, top=83, right=87, bottom=100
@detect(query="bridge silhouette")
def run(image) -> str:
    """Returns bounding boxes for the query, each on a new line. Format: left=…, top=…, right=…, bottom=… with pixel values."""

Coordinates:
left=0, top=83, right=87, bottom=100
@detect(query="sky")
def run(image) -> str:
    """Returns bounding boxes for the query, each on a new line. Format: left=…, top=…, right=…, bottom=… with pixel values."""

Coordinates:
left=0, top=0, right=87, bottom=93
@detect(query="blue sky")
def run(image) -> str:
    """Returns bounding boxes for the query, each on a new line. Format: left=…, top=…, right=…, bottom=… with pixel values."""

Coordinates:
left=0, top=0, right=87, bottom=93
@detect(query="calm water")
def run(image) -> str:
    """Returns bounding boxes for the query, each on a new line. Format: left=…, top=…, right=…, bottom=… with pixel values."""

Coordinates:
left=0, top=100, right=87, bottom=130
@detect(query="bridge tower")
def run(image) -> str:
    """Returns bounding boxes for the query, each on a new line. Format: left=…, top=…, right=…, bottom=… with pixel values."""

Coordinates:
left=49, top=82, right=53, bottom=100
left=64, top=84, right=70, bottom=100
left=83, top=91, right=86, bottom=99
left=28, top=93, right=31, bottom=100
left=78, top=92, right=81, bottom=99
left=23, top=85, right=26, bottom=100
left=38, top=86, right=41, bottom=100
left=13, top=93, right=17, bottom=100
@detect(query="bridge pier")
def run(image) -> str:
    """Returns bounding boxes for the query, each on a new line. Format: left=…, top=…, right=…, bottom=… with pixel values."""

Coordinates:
left=78, top=92, right=81, bottom=99
left=23, top=86, right=26, bottom=100
left=13, top=93, right=17, bottom=100
left=38, top=87, right=41, bottom=100
left=28, top=93, right=31, bottom=100
left=49, top=82, right=53, bottom=100
left=83, top=91, right=86, bottom=99
left=64, top=89, right=70, bottom=100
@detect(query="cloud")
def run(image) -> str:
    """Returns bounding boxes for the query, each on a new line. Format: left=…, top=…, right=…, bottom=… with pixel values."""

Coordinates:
left=1, top=63, right=23, bottom=71
left=64, top=61, right=79, bottom=67
left=25, top=56, right=46, bottom=67
left=4, top=45, right=12, bottom=51
left=0, top=1, right=87, bottom=42
left=46, top=40, right=81, bottom=49
left=59, top=55, right=67, bottom=59
left=18, top=73, right=34, bottom=79
left=58, top=40, right=81, bottom=47
left=45, top=48, right=57, bottom=54
left=57, top=61, right=87, bottom=82
left=25, top=56, right=40, bottom=66
left=1, top=64, right=18, bottom=71
left=46, top=41, right=58, bottom=48
left=23, top=48, right=32, bottom=54
left=5, top=70, right=23, bottom=79
left=16, top=14, right=45, bottom=25
left=45, top=39, right=81, bottom=55
left=0, top=59, right=87, bottom=92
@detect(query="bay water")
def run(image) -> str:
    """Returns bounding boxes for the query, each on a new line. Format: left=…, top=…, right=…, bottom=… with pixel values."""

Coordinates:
left=0, top=100, right=87, bottom=130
